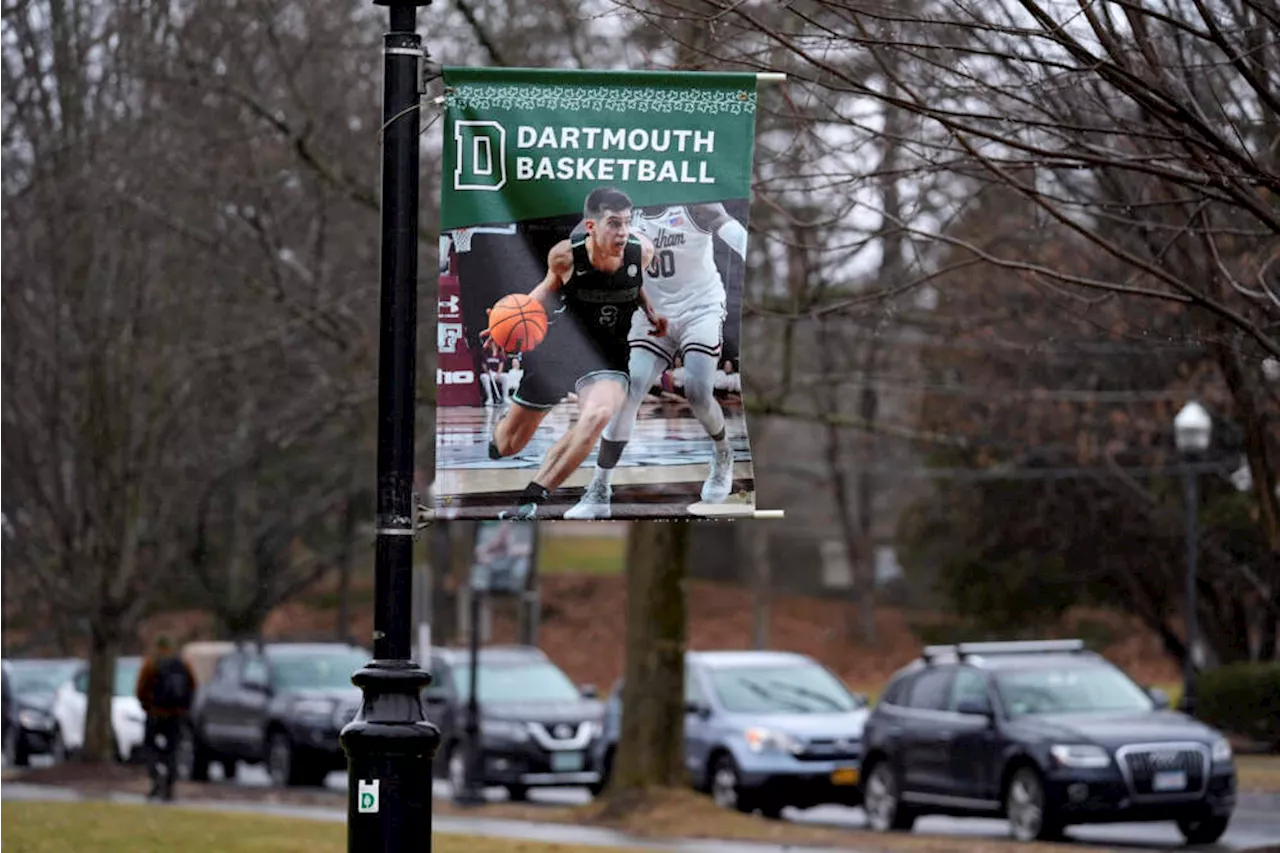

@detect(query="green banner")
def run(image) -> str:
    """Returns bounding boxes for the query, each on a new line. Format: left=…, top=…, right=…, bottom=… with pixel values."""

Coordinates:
left=441, top=67, right=758, bottom=231
left=435, top=67, right=761, bottom=522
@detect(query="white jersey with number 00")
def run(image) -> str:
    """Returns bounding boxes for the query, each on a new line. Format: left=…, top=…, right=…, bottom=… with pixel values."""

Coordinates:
left=632, top=206, right=726, bottom=320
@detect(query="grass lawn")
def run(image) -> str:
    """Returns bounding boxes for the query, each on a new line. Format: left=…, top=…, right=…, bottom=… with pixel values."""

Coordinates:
left=0, top=801, right=652, bottom=853
left=537, top=535, right=624, bottom=575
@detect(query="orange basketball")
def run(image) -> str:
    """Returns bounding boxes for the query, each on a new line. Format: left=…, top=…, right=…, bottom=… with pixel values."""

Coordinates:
left=487, top=293, right=548, bottom=353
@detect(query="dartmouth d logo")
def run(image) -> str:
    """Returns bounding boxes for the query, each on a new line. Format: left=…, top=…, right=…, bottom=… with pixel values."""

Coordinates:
left=454, top=120, right=507, bottom=191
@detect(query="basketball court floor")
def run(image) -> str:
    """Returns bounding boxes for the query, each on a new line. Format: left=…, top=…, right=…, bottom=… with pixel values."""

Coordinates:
left=434, top=398, right=756, bottom=519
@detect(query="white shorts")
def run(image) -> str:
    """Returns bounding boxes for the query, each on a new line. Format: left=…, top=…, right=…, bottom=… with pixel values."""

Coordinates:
left=628, top=304, right=726, bottom=367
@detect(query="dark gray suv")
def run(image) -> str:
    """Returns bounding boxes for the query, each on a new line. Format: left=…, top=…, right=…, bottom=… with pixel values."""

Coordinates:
left=860, top=640, right=1237, bottom=844
left=423, top=645, right=604, bottom=800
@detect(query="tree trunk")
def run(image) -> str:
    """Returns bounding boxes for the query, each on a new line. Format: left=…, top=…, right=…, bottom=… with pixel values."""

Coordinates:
left=611, top=521, right=689, bottom=794
left=80, top=623, right=120, bottom=763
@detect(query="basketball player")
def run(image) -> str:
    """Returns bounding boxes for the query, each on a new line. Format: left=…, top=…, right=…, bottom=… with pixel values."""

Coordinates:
left=565, top=201, right=748, bottom=519
left=486, top=187, right=663, bottom=520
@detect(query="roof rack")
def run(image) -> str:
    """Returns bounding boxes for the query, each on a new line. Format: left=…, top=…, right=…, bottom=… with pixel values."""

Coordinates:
left=921, top=639, right=1086, bottom=663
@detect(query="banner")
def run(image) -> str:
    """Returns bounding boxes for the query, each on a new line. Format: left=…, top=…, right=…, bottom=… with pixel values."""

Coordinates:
left=471, top=521, right=536, bottom=595
left=434, top=67, right=759, bottom=521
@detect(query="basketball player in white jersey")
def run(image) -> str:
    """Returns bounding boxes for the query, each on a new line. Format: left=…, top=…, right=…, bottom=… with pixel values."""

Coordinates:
left=566, top=201, right=748, bottom=519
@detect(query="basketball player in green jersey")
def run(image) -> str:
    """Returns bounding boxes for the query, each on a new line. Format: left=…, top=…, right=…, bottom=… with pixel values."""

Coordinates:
left=486, top=187, right=664, bottom=520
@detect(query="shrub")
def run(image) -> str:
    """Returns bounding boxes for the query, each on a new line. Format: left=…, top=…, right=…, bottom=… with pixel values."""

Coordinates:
left=1196, top=662, right=1280, bottom=749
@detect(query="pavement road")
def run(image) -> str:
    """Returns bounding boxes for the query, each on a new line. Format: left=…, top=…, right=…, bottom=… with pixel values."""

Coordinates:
left=224, top=765, right=1280, bottom=851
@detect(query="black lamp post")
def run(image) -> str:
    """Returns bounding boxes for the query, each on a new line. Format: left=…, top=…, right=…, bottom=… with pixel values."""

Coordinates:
left=1173, top=400, right=1212, bottom=718
left=340, top=1, right=440, bottom=851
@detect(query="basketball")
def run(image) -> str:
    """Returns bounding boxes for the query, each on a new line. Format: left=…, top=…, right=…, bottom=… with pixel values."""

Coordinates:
left=487, top=293, right=548, bottom=353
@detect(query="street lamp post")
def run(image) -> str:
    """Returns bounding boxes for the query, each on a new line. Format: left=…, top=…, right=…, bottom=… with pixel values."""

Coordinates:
left=340, top=1, right=440, bottom=851
left=1173, top=401, right=1212, bottom=718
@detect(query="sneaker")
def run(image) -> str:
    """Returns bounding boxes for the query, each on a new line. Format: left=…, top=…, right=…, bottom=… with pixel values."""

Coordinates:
left=701, top=444, right=734, bottom=503
left=564, top=481, right=612, bottom=520
left=497, top=502, right=538, bottom=520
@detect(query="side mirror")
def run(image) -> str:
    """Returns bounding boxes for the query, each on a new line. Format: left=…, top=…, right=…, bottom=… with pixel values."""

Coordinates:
left=579, top=683, right=598, bottom=699
left=1147, top=687, right=1171, bottom=710
left=684, top=700, right=710, bottom=718
left=852, top=692, right=869, bottom=707
left=957, top=698, right=993, bottom=718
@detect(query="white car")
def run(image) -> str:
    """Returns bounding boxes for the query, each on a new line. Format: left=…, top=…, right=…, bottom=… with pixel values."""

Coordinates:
left=51, top=656, right=147, bottom=761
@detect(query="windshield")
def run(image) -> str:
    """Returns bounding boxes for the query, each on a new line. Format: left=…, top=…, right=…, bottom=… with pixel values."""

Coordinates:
left=8, top=661, right=79, bottom=694
left=995, top=666, right=1154, bottom=717
left=710, top=663, right=860, bottom=714
left=113, top=659, right=142, bottom=697
left=272, top=650, right=369, bottom=690
left=453, top=661, right=581, bottom=704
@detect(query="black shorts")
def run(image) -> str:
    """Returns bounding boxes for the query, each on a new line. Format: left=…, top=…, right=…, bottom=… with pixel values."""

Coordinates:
left=511, top=324, right=630, bottom=411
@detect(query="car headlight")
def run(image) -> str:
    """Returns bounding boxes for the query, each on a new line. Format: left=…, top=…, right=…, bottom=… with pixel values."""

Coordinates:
left=744, top=727, right=802, bottom=755
left=18, top=709, right=54, bottom=731
left=294, top=698, right=337, bottom=718
left=480, top=719, right=529, bottom=742
left=1210, top=738, right=1232, bottom=763
left=1050, top=744, right=1111, bottom=769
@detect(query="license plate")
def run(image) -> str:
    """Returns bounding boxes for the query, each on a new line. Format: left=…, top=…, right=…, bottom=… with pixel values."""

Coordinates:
left=831, top=767, right=860, bottom=786
left=551, top=751, right=584, bottom=772
left=1153, top=770, right=1187, bottom=792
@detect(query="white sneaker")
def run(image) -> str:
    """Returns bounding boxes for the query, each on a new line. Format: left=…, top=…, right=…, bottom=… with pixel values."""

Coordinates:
left=701, top=444, right=734, bottom=503
left=564, top=480, right=612, bottom=519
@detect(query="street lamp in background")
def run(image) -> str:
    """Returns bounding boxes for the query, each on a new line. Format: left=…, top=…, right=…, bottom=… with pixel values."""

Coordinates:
left=1173, top=401, right=1212, bottom=718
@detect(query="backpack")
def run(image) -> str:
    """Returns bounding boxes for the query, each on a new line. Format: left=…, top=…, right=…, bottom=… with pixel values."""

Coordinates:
left=151, top=656, right=194, bottom=710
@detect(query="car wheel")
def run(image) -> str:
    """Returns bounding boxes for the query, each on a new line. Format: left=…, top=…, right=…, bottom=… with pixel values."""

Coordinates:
left=506, top=785, right=528, bottom=802
left=217, top=758, right=237, bottom=782
left=48, top=728, right=67, bottom=764
left=1177, top=814, right=1230, bottom=845
left=757, top=800, right=785, bottom=820
left=1005, top=766, right=1063, bottom=842
left=2, top=726, right=17, bottom=767
left=266, top=732, right=294, bottom=787
left=864, top=761, right=915, bottom=832
left=710, top=753, right=749, bottom=813
left=176, top=724, right=210, bottom=782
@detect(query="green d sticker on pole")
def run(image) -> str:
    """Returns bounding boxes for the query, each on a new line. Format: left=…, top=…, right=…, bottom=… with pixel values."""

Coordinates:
left=358, top=779, right=380, bottom=814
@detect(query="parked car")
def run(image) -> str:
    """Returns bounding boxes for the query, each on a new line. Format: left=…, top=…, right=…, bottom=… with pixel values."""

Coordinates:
left=423, top=645, right=605, bottom=801
left=593, top=650, right=870, bottom=818
left=2, top=658, right=82, bottom=765
left=180, top=642, right=369, bottom=787
left=859, top=639, right=1237, bottom=844
left=51, top=656, right=146, bottom=761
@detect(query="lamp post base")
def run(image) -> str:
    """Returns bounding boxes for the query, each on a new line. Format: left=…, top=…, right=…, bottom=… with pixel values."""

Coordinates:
left=342, top=660, right=441, bottom=852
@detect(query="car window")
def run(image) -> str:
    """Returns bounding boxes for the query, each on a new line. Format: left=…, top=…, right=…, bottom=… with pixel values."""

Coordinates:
left=948, top=668, right=991, bottom=714
left=7, top=661, right=79, bottom=694
left=74, top=670, right=89, bottom=694
left=880, top=673, right=913, bottom=707
left=214, top=655, right=241, bottom=684
left=453, top=660, right=580, bottom=704
left=906, top=668, right=954, bottom=711
left=241, top=658, right=270, bottom=688
left=995, top=664, right=1154, bottom=717
left=270, top=649, right=369, bottom=689
left=708, top=662, right=860, bottom=714
left=113, top=659, right=142, bottom=697
left=684, top=667, right=705, bottom=705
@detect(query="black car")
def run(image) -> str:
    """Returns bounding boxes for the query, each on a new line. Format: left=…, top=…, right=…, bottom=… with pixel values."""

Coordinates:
left=1, top=658, right=81, bottom=766
left=423, top=645, right=604, bottom=800
left=180, top=642, right=369, bottom=787
left=860, top=640, right=1236, bottom=844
